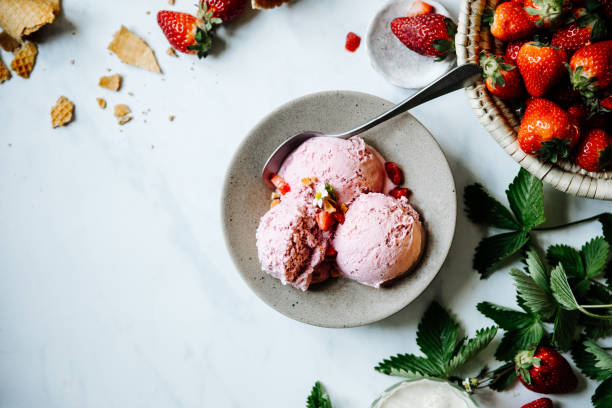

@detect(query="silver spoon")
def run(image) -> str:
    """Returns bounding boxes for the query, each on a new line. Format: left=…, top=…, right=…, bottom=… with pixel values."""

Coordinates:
left=261, top=63, right=481, bottom=189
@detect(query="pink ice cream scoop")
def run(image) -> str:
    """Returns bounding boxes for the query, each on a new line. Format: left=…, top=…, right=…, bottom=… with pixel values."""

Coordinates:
left=278, top=136, right=387, bottom=205
left=332, top=193, right=425, bottom=288
left=256, top=199, right=331, bottom=291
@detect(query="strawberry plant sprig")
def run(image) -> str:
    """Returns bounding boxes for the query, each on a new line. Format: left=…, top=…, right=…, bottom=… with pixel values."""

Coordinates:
left=464, top=168, right=612, bottom=278
left=572, top=339, right=612, bottom=408
left=306, top=381, right=333, bottom=408
left=375, top=301, right=497, bottom=391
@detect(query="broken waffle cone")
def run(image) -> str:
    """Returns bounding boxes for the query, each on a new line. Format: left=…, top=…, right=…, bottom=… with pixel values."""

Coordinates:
left=10, top=41, right=37, bottom=78
left=50, top=96, right=74, bottom=128
left=108, top=26, right=161, bottom=73
left=114, top=104, right=130, bottom=117
left=0, top=0, right=60, bottom=41
left=0, top=54, right=10, bottom=83
left=99, top=73, right=122, bottom=91
left=251, top=0, right=289, bottom=9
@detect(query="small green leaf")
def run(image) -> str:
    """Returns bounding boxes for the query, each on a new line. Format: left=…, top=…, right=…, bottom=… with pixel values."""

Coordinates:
left=477, top=302, right=534, bottom=331
left=474, top=231, right=530, bottom=278
left=495, top=320, right=544, bottom=362
left=374, top=354, right=442, bottom=378
left=547, top=244, right=585, bottom=278
left=306, top=382, right=333, bottom=408
left=599, top=213, right=612, bottom=244
left=416, top=302, right=459, bottom=374
left=573, top=340, right=612, bottom=381
left=448, top=326, right=498, bottom=373
left=505, top=168, right=546, bottom=231
left=583, top=237, right=610, bottom=278
left=536, top=138, right=572, bottom=163
left=511, top=269, right=556, bottom=319
left=524, top=247, right=550, bottom=291
left=593, top=378, right=612, bottom=408
left=464, top=184, right=521, bottom=230
left=550, top=264, right=580, bottom=311
left=324, top=183, right=337, bottom=202
left=552, top=308, right=578, bottom=351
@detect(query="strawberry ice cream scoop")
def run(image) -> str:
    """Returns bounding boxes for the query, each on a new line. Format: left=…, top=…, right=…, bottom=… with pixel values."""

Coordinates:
left=256, top=200, right=331, bottom=291
left=333, top=193, right=424, bottom=288
left=278, top=136, right=388, bottom=204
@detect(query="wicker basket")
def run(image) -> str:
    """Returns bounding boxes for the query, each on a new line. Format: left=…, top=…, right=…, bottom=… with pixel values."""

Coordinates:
left=456, top=0, right=612, bottom=200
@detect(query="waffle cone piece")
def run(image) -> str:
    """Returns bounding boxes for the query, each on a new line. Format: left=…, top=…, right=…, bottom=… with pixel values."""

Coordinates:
left=10, top=41, right=37, bottom=78
left=50, top=96, right=74, bottom=128
left=0, top=53, right=10, bottom=83
left=108, top=26, right=161, bottom=73
left=0, top=0, right=60, bottom=41
left=252, top=0, right=289, bottom=9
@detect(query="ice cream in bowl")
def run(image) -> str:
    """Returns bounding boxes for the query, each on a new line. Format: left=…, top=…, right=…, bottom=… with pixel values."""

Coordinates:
left=370, top=379, right=478, bottom=408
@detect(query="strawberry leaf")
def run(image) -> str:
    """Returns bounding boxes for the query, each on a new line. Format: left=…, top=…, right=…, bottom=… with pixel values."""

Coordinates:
left=511, top=268, right=556, bottom=319
left=416, top=302, right=459, bottom=373
left=495, top=320, right=544, bottom=361
left=448, top=326, right=498, bottom=373
left=582, top=237, right=610, bottom=279
left=599, top=213, right=612, bottom=245
left=552, top=308, right=579, bottom=351
left=464, top=183, right=521, bottom=229
left=506, top=168, right=546, bottom=231
left=572, top=339, right=612, bottom=381
left=306, top=382, right=333, bottom=408
left=474, top=232, right=530, bottom=278
left=477, top=302, right=535, bottom=331
left=536, top=138, right=572, bottom=163
left=550, top=264, right=580, bottom=311
left=594, top=378, right=612, bottom=408
left=547, top=244, right=585, bottom=278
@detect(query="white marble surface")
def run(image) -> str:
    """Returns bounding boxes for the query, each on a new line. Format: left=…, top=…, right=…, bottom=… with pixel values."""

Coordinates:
left=0, top=0, right=609, bottom=407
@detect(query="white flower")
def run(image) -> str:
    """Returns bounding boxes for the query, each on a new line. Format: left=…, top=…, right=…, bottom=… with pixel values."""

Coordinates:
left=462, top=378, right=472, bottom=393
left=312, top=189, right=329, bottom=208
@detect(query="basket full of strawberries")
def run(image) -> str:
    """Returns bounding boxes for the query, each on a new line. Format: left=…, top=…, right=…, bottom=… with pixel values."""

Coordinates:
left=456, top=0, right=612, bottom=199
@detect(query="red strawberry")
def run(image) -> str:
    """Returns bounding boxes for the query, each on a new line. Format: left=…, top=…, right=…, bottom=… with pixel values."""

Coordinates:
left=569, top=41, right=612, bottom=112
left=575, top=128, right=612, bottom=171
left=385, top=161, right=404, bottom=185
left=480, top=52, right=524, bottom=99
left=517, top=42, right=568, bottom=96
left=315, top=211, right=336, bottom=232
left=524, top=0, right=571, bottom=28
left=270, top=173, right=291, bottom=195
left=521, top=398, right=553, bottom=408
left=407, top=0, right=435, bottom=16
left=345, top=32, right=361, bottom=52
left=157, top=10, right=218, bottom=58
left=390, top=14, right=456, bottom=59
left=515, top=346, right=578, bottom=394
left=505, top=40, right=528, bottom=63
left=332, top=211, right=345, bottom=224
left=567, top=102, right=589, bottom=125
left=205, top=0, right=246, bottom=22
left=390, top=187, right=412, bottom=199
left=601, top=95, right=612, bottom=110
left=325, top=246, right=338, bottom=257
left=489, top=2, right=536, bottom=41
left=551, top=8, right=608, bottom=54
left=518, top=98, right=580, bottom=161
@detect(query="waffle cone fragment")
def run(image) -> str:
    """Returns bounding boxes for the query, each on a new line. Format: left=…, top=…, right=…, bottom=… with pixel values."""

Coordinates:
left=0, top=31, right=19, bottom=51
left=252, top=0, right=289, bottom=9
left=108, top=26, right=161, bottom=73
left=0, top=0, right=59, bottom=41
left=99, top=73, right=122, bottom=91
left=10, top=41, right=37, bottom=78
left=0, top=54, right=10, bottom=83
left=50, top=96, right=74, bottom=128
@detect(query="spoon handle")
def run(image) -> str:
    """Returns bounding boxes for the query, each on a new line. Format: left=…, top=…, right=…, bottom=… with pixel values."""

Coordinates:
left=333, top=63, right=481, bottom=139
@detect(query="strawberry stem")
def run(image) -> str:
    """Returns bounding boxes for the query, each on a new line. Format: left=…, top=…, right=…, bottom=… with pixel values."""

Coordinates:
left=532, top=214, right=604, bottom=231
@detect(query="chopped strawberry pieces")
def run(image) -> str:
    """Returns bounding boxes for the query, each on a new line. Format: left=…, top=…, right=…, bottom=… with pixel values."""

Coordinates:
left=325, top=246, right=338, bottom=257
left=601, top=95, right=612, bottom=110
left=316, top=211, right=336, bottom=232
left=407, top=0, right=435, bottom=16
left=384, top=161, right=403, bottom=185
left=345, top=32, right=361, bottom=52
left=270, top=173, right=291, bottom=195
left=332, top=211, right=345, bottom=224
left=390, top=187, right=412, bottom=199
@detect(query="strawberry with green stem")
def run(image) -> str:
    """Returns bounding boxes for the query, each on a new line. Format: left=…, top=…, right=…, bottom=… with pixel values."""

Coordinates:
left=489, top=2, right=536, bottom=42
left=568, top=40, right=612, bottom=114
left=551, top=5, right=609, bottom=55
left=517, top=42, right=568, bottom=97
left=480, top=52, right=524, bottom=100
left=390, top=13, right=456, bottom=60
left=515, top=346, right=578, bottom=394
left=575, top=128, right=612, bottom=172
left=524, top=0, right=571, bottom=28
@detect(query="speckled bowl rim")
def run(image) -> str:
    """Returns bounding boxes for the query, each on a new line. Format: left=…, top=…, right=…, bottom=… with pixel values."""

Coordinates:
left=370, top=378, right=479, bottom=407
left=221, top=90, right=457, bottom=328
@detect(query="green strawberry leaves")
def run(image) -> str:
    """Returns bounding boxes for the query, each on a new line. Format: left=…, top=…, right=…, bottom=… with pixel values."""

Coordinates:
left=376, top=302, right=497, bottom=380
left=572, top=340, right=612, bottom=408
left=306, top=382, right=333, bottom=408
left=465, top=169, right=545, bottom=278
left=536, top=138, right=572, bottom=163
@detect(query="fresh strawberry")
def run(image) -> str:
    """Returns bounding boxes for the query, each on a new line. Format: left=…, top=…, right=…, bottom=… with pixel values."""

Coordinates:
left=568, top=41, right=612, bottom=113
left=480, top=52, right=524, bottom=99
left=515, top=346, right=578, bottom=394
left=157, top=9, right=219, bottom=58
left=521, top=398, right=553, bottom=408
left=270, top=173, right=291, bottom=195
left=505, top=40, right=528, bottom=63
left=325, top=246, right=338, bottom=257
left=567, top=102, right=589, bottom=125
left=518, top=98, right=580, bottom=161
left=517, top=42, right=568, bottom=96
left=407, top=0, right=435, bottom=16
left=575, top=128, right=612, bottom=171
left=390, top=14, right=456, bottom=59
left=390, top=187, right=412, bottom=199
left=345, top=32, right=361, bottom=52
left=385, top=161, right=404, bottom=185
left=489, top=2, right=536, bottom=41
left=551, top=8, right=608, bottom=54
left=601, top=94, right=612, bottom=110
left=205, top=0, right=246, bottom=22
left=332, top=211, right=345, bottom=224
left=315, top=211, right=336, bottom=232
left=524, top=0, right=571, bottom=28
